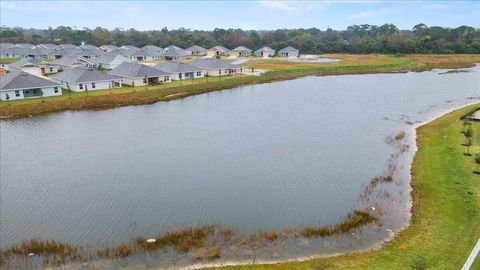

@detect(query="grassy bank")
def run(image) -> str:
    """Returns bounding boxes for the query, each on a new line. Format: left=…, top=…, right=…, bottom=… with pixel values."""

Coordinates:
left=206, top=104, right=480, bottom=270
left=1, top=54, right=479, bottom=118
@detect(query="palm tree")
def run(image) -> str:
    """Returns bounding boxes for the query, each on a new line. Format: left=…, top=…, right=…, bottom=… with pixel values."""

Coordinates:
left=464, top=127, right=474, bottom=155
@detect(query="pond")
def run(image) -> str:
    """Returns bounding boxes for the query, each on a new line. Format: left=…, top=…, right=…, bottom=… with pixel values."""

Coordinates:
left=1, top=65, right=479, bottom=267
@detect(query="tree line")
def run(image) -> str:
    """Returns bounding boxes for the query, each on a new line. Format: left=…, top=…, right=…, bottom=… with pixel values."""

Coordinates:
left=1, top=24, right=480, bottom=54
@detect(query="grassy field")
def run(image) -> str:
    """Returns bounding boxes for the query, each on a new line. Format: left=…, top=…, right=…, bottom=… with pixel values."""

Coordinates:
left=203, top=104, right=480, bottom=270
left=1, top=54, right=480, bottom=118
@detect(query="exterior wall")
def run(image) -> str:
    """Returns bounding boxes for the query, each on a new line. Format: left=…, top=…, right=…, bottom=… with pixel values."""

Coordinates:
left=231, top=51, right=251, bottom=57
left=170, top=71, right=204, bottom=80
left=280, top=52, right=299, bottom=58
left=204, top=69, right=238, bottom=77
left=189, top=51, right=206, bottom=56
left=119, top=76, right=171, bottom=87
left=42, top=65, right=61, bottom=74
left=54, top=80, right=114, bottom=92
left=0, top=86, right=61, bottom=101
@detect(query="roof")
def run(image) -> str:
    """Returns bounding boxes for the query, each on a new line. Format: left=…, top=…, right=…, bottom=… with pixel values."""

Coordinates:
left=186, top=45, right=207, bottom=52
left=130, top=49, right=163, bottom=57
left=109, top=62, right=172, bottom=78
left=79, top=44, right=99, bottom=50
left=108, top=48, right=135, bottom=56
left=120, top=45, right=140, bottom=51
left=0, top=71, right=60, bottom=91
left=209, top=46, right=230, bottom=52
left=142, top=45, right=163, bottom=51
left=232, top=46, right=252, bottom=53
left=37, top=43, right=58, bottom=49
left=50, top=56, right=96, bottom=67
left=51, top=66, right=119, bottom=83
left=59, top=44, right=79, bottom=49
left=9, top=58, right=46, bottom=69
left=100, top=45, right=119, bottom=50
left=75, top=48, right=105, bottom=57
left=94, top=54, right=130, bottom=64
left=163, top=45, right=189, bottom=57
left=254, top=46, right=276, bottom=53
left=154, top=61, right=202, bottom=73
left=278, top=46, right=299, bottom=53
left=188, top=58, right=238, bottom=70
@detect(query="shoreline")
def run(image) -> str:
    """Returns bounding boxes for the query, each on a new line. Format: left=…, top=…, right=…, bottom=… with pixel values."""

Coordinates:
left=1, top=54, right=479, bottom=119
left=172, top=102, right=480, bottom=270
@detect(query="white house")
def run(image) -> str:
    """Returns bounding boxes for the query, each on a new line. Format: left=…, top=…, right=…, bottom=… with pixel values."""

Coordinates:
left=109, top=62, right=172, bottom=86
left=188, top=58, right=240, bottom=76
left=231, top=46, right=252, bottom=57
left=154, top=61, right=204, bottom=80
left=94, top=54, right=131, bottom=70
left=278, top=46, right=299, bottom=58
left=129, top=49, right=163, bottom=61
left=186, top=45, right=207, bottom=56
left=162, top=45, right=189, bottom=60
left=99, top=45, right=119, bottom=53
left=9, top=58, right=61, bottom=76
left=0, top=71, right=62, bottom=101
left=50, top=56, right=97, bottom=68
left=207, top=46, right=230, bottom=57
left=51, top=66, right=121, bottom=92
left=254, top=46, right=276, bottom=58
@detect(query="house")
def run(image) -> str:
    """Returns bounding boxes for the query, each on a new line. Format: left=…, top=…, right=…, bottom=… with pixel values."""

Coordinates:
left=231, top=46, right=252, bottom=57
left=142, top=45, right=163, bottom=52
left=163, top=45, right=189, bottom=60
left=58, top=44, right=79, bottom=50
left=36, top=43, right=59, bottom=50
left=109, top=62, right=172, bottom=86
left=154, top=61, right=204, bottom=80
left=9, top=58, right=60, bottom=76
left=278, top=46, right=299, bottom=58
left=0, top=47, right=28, bottom=58
left=0, top=43, right=15, bottom=50
left=76, top=48, right=105, bottom=59
left=99, top=45, right=119, bottom=53
left=50, top=56, right=97, bottom=68
left=120, top=45, right=140, bottom=52
left=0, top=71, right=62, bottom=101
left=51, top=66, right=121, bottom=92
left=188, top=58, right=239, bottom=76
left=186, top=45, right=207, bottom=56
left=22, top=48, right=56, bottom=59
left=254, top=46, right=276, bottom=58
left=129, top=49, right=163, bottom=61
left=207, top=46, right=230, bottom=57
left=79, top=44, right=99, bottom=50
left=15, top=43, right=36, bottom=49
left=94, top=54, right=131, bottom=70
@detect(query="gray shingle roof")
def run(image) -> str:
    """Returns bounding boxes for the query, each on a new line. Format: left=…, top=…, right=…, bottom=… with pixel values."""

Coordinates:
left=130, top=49, right=163, bottom=57
left=9, top=58, right=45, bottom=69
left=142, top=45, right=163, bottom=51
left=254, top=46, right=276, bottom=53
left=278, top=46, right=299, bottom=53
left=0, top=71, right=60, bottom=91
left=186, top=45, right=207, bottom=52
left=209, top=46, right=230, bottom=52
left=51, top=66, right=119, bottom=83
left=109, top=62, right=172, bottom=78
left=50, top=56, right=96, bottom=67
left=188, top=58, right=238, bottom=70
left=164, top=45, right=189, bottom=57
left=120, top=45, right=140, bottom=51
left=232, top=46, right=252, bottom=53
left=154, top=61, right=202, bottom=73
left=94, top=54, right=130, bottom=65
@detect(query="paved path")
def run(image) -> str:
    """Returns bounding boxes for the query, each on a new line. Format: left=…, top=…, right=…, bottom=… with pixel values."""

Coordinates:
left=462, top=239, right=480, bottom=270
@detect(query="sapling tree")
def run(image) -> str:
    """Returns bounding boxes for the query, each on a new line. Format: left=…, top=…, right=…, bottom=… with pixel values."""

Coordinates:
left=474, top=153, right=480, bottom=172
left=464, top=127, right=473, bottom=155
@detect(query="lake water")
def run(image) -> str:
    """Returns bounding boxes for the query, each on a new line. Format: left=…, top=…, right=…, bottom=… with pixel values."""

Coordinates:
left=1, top=65, right=479, bottom=266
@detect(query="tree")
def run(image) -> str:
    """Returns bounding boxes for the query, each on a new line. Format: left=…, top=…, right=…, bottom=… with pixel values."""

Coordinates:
left=474, top=153, right=480, bottom=172
left=464, top=127, right=474, bottom=155
left=462, top=119, right=471, bottom=132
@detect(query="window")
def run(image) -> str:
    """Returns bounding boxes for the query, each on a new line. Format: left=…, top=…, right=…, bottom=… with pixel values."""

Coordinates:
left=79, top=84, right=83, bottom=90
left=15, top=90, right=20, bottom=97
left=196, top=72, right=202, bottom=76
left=143, top=78, right=147, bottom=83
left=25, top=90, right=30, bottom=94
left=165, top=76, right=169, bottom=81
left=49, top=68, right=53, bottom=72
left=92, top=82, right=96, bottom=88
left=54, top=87, right=59, bottom=93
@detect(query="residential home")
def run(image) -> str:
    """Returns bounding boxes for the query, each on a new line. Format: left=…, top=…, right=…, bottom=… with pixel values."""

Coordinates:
left=154, top=61, right=204, bottom=80
left=9, top=58, right=60, bottom=76
left=163, top=45, right=189, bottom=60
left=142, top=45, right=163, bottom=52
left=188, top=58, right=239, bottom=76
left=76, top=48, right=105, bottom=59
left=15, top=43, right=36, bottom=49
left=254, top=46, right=276, bottom=58
left=231, top=46, right=252, bottom=57
left=278, top=46, right=299, bottom=58
left=0, top=71, right=62, bottom=101
left=58, top=44, right=79, bottom=50
left=94, top=54, right=132, bottom=70
left=50, top=56, right=97, bottom=68
left=99, top=45, right=119, bottom=53
left=79, top=44, right=99, bottom=50
left=109, top=62, right=172, bottom=86
left=120, top=45, right=140, bottom=52
left=22, top=48, right=56, bottom=59
left=129, top=49, right=163, bottom=61
left=51, top=66, right=121, bottom=92
left=207, top=46, right=230, bottom=57
left=186, top=45, right=207, bottom=56
left=0, top=47, right=27, bottom=58
left=0, top=43, right=15, bottom=50
left=36, top=43, right=59, bottom=50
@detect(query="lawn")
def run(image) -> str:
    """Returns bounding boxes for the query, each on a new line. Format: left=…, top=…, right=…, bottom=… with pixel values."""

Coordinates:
left=205, top=104, right=480, bottom=270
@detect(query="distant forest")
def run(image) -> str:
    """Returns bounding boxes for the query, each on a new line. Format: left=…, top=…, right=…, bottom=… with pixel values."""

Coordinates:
left=1, top=24, right=480, bottom=54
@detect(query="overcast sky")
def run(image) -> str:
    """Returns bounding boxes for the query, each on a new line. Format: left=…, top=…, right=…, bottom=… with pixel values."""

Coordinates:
left=1, top=1, right=479, bottom=31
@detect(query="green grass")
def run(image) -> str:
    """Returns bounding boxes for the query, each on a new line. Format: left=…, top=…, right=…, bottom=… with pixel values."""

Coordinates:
left=0, top=58, right=20, bottom=64
left=207, top=104, right=480, bottom=270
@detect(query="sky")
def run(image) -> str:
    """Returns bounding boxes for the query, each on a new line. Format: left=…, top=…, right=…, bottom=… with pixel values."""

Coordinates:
left=1, top=1, right=479, bottom=31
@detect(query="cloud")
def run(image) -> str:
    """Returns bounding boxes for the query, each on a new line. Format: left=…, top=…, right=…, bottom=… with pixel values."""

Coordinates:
left=257, top=1, right=316, bottom=13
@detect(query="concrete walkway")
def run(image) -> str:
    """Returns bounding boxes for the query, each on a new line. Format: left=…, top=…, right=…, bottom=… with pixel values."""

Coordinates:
left=462, top=239, right=480, bottom=270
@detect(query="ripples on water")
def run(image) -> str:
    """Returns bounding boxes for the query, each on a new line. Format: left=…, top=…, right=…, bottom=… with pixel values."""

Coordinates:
left=1, top=65, right=479, bottom=268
